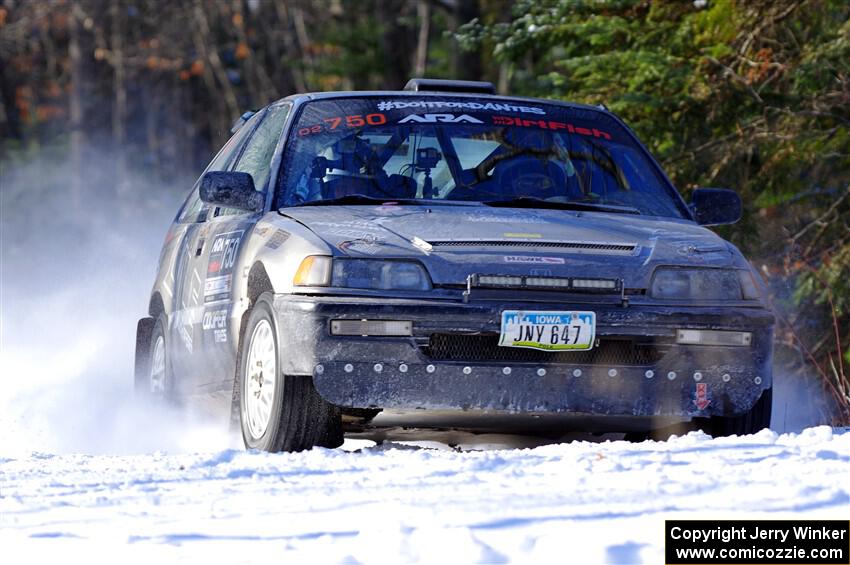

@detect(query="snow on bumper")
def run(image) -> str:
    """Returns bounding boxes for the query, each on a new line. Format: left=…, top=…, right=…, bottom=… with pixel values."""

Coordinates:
left=271, top=294, right=774, bottom=418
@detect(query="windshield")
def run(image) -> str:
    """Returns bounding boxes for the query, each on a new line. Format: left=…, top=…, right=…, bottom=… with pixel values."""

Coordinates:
left=277, top=96, right=687, bottom=218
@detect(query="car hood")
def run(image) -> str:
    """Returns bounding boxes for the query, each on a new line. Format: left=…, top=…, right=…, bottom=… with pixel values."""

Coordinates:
left=278, top=205, right=739, bottom=288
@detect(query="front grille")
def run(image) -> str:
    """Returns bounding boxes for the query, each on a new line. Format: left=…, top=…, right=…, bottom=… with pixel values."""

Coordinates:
left=422, top=333, right=668, bottom=365
left=429, top=240, right=637, bottom=255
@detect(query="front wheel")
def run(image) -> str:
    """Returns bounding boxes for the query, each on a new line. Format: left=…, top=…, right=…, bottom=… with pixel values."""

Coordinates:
left=237, top=296, right=342, bottom=452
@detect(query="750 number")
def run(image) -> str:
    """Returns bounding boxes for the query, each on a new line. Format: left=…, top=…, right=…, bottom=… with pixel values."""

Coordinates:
left=298, top=113, right=386, bottom=136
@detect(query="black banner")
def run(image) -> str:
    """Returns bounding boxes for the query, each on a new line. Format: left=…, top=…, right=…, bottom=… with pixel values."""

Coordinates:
left=666, top=520, right=849, bottom=564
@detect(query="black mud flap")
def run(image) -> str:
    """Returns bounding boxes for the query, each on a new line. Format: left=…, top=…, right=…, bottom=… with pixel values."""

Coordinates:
left=134, top=317, right=155, bottom=393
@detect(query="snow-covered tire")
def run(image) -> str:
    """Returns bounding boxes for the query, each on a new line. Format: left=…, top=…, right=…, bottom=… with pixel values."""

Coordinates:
left=135, top=313, right=174, bottom=401
left=134, top=317, right=155, bottom=394
left=237, top=295, right=342, bottom=452
left=705, top=387, right=772, bottom=437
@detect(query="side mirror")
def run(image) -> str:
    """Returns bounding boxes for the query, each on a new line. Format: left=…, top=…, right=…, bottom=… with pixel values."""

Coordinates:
left=690, top=188, right=742, bottom=226
left=199, top=171, right=263, bottom=212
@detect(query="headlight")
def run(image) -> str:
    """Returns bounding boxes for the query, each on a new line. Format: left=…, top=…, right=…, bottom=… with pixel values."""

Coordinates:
left=332, top=259, right=431, bottom=291
left=293, top=257, right=431, bottom=291
left=650, top=268, right=744, bottom=300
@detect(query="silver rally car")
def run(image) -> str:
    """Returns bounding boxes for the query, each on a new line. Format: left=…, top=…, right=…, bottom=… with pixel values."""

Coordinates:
left=135, top=79, right=774, bottom=451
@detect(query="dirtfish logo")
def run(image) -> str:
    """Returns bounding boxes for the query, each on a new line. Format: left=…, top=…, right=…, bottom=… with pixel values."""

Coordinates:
left=398, top=113, right=483, bottom=124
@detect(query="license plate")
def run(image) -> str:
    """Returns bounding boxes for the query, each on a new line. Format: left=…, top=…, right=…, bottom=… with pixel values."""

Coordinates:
left=499, top=310, right=596, bottom=351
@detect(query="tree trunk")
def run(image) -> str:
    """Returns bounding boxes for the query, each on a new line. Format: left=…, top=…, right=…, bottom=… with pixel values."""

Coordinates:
left=111, top=0, right=128, bottom=196
left=232, top=1, right=277, bottom=107
left=449, top=0, right=481, bottom=81
left=145, top=80, right=161, bottom=177
left=497, top=62, right=511, bottom=94
left=69, top=3, right=85, bottom=210
left=413, top=0, right=431, bottom=77
left=379, top=1, right=415, bottom=90
left=275, top=2, right=308, bottom=93
left=256, top=2, right=294, bottom=97
left=291, top=2, right=315, bottom=91
left=192, top=0, right=240, bottom=144
left=0, top=60, right=21, bottom=140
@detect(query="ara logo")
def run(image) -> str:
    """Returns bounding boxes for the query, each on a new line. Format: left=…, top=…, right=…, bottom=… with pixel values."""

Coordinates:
left=398, top=113, right=483, bottom=124
left=208, top=230, right=244, bottom=275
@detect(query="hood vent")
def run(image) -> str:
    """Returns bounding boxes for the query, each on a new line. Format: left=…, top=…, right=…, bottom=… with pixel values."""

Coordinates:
left=428, top=240, right=638, bottom=255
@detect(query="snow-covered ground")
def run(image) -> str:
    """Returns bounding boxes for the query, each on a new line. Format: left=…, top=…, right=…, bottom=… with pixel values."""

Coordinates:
left=2, top=427, right=848, bottom=564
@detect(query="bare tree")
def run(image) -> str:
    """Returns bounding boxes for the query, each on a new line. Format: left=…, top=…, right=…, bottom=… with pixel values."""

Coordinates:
left=413, top=0, right=431, bottom=77
left=192, top=0, right=240, bottom=143
left=290, top=2, right=315, bottom=91
left=274, top=2, right=308, bottom=93
left=379, top=1, right=416, bottom=89
left=111, top=0, right=128, bottom=196
left=69, top=2, right=84, bottom=209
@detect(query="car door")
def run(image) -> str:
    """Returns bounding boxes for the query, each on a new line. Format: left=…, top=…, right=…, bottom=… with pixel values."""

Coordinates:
left=169, top=111, right=264, bottom=391
left=191, top=103, right=291, bottom=389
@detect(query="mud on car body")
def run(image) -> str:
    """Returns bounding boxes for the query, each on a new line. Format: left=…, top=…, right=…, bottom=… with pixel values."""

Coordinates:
left=135, top=79, right=773, bottom=452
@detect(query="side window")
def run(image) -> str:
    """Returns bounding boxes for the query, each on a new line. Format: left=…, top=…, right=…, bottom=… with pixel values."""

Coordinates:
left=176, top=188, right=208, bottom=224
left=177, top=111, right=264, bottom=223
left=232, top=105, right=290, bottom=191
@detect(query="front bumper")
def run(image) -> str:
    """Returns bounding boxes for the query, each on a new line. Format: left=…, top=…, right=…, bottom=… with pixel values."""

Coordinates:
left=272, top=294, right=774, bottom=420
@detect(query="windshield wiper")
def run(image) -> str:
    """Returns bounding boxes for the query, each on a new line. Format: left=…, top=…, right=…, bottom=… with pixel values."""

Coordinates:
left=483, top=197, right=641, bottom=215
left=289, top=194, right=426, bottom=207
